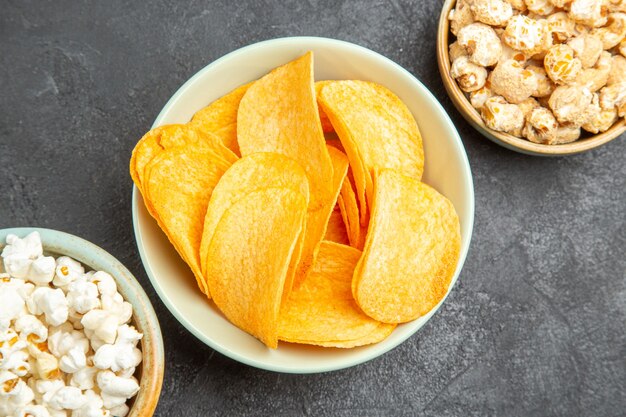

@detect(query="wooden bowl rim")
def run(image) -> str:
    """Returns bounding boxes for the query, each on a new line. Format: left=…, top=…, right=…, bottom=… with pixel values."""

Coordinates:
left=437, top=0, right=626, bottom=156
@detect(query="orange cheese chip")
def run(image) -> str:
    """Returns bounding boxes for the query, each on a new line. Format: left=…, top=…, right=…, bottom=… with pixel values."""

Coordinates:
left=237, top=52, right=334, bottom=210
left=206, top=188, right=308, bottom=348
left=279, top=241, right=395, bottom=347
left=324, top=205, right=350, bottom=245
left=144, top=145, right=233, bottom=295
left=318, top=81, right=425, bottom=225
left=353, top=169, right=461, bottom=323
left=293, top=145, right=348, bottom=287
left=188, top=82, right=252, bottom=155
left=199, top=152, right=309, bottom=298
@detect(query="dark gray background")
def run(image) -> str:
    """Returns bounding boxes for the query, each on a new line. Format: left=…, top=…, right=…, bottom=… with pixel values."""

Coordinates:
left=1, top=1, right=625, bottom=416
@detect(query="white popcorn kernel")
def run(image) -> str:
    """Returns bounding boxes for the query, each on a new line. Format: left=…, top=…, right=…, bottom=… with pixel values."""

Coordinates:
left=107, top=403, right=128, bottom=417
left=35, top=351, right=60, bottom=380
left=29, top=255, right=57, bottom=285
left=101, top=294, right=132, bottom=326
left=0, top=372, right=35, bottom=414
left=67, top=279, right=100, bottom=315
left=59, top=345, right=87, bottom=374
left=0, top=285, right=25, bottom=331
left=93, top=325, right=142, bottom=372
left=14, top=404, right=52, bottom=417
left=27, top=288, right=69, bottom=327
left=35, top=378, right=65, bottom=403
left=97, top=370, right=139, bottom=399
left=81, top=310, right=118, bottom=345
left=471, top=0, right=514, bottom=27
left=15, top=314, right=48, bottom=344
left=47, top=386, right=86, bottom=410
left=48, top=329, right=89, bottom=358
left=1, top=233, right=43, bottom=278
left=90, top=271, right=117, bottom=296
left=69, top=365, right=98, bottom=391
left=53, top=257, right=85, bottom=288
left=101, top=391, right=127, bottom=409
left=71, top=389, right=110, bottom=417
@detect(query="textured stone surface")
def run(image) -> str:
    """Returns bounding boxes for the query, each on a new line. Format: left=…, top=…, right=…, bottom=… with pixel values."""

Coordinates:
left=1, top=1, right=625, bottom=416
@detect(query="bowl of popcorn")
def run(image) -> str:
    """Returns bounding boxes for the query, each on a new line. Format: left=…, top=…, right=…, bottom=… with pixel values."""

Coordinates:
left=0, top=228, right=164, bottom=417
left=438, top=0, right=626, bottom=155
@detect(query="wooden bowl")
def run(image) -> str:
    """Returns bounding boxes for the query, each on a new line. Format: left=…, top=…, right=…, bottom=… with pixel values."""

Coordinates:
left=437, top=0, right=626, bottom=156
left=0, top=228, right=164, bottom=417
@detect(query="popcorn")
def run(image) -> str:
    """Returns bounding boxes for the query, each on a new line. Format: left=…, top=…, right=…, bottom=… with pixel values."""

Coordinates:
left=546, top=12, right=578, bottom=43
left=471, top=0, right=514, bottom=27
left=503, top=15, right=550, bottom=56
left=93, top=325, right=142, bottom=373
left=544, top=44, right=582, bottom=84
left=490, top=59, right=538, bottom=103
left=81, top=311, right=118, bottom=345
left=526, top=64, right=555, bottom=97
left=608, top=55, right=626, bottom=85
left=0, top=371, right=35, bottom=416
left=89, top=272, right=117, bottom=297
left=107, top=403, right=128, bottom=417
left=470, top=84, right=494, bottom=108
left=608, top=0, right=626, bottom=12
left=505, top=0, right=527, bottom=11
left=481, top=96, right=525, bottom=134
left=46, top=386, right=86, bottom=410
left=582, top=105, right=618, bottom=133
left=100, top=294, right=132, bottom=326
left=48, top=328, right=89, bottom=358
left=523, top=106, right=559, bottom=143
left=451, top=56, right=489, bottom=92
left=591, top=13, right=626, bottom=49
left=549, top=85, right=595, bottom=125
left=577, top=51, right=612, bottom=92
left=14, top=404, right=52, bottom=417
left=620, top=38, right=626, bottom=56
left=34, top=352, right=61, bottom=380
left=0, top=232, right=143, bottom=416
left=449, top=41, right=467, bottom=63
left=569, top=0, right=609, bottom=27
left=458, top=23, right=503, bottom=66
left=69, top=365, right=98, bottom=391
left=59, top=346, right=87, bottom=374
left=600, top=81, right=626, bottom=116
left=0, top=284, right=25, bottom=331
left=53, top=257, right=84, bottom=288
left=15, top=315, right=48, bottom=344
left=525, top=0, right=554, bottom=16
left=72, top=389, right=110, bottom=417
left=28, top=288, right=69, bottom=327
left=96, top=371, right=139, bottom=404
left=568, top=34, right=603, bottom=68
left=449, top=0, right=475, bottom=36
left=66, top=279, right=100, bottom=315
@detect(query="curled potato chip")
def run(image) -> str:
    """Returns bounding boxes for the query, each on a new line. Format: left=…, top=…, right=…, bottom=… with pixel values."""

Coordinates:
left=318, top=81, right=425, bottom=225
left=339, top=171, right=367, bottom=249
left=206, top=188, right=308, bottom=348
left=324, top=205, right=350, bottom=245
left=315, top=81, right=334, bottom=133
left=188, top=82, right=252, bottom=155
left=131, top=123, right=237, bottom=193
left=144, top=145, right=233, bottom=295
left=293, top=145, right=348, bottom=287
left=279, top=241, right=395, bottom=347
left=199, top=152, right=310, bottom=298
left=353, top=169, right=461, bottom=324
left=237, top=52, right=334, bottom=210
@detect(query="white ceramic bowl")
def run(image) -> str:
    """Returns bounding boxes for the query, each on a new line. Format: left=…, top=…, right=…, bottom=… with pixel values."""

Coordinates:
left=132, top=37, right=474, bottom=373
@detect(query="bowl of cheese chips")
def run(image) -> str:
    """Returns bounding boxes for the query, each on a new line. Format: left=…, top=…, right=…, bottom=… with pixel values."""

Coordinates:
left=131, top=37, right=474, bottom=373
